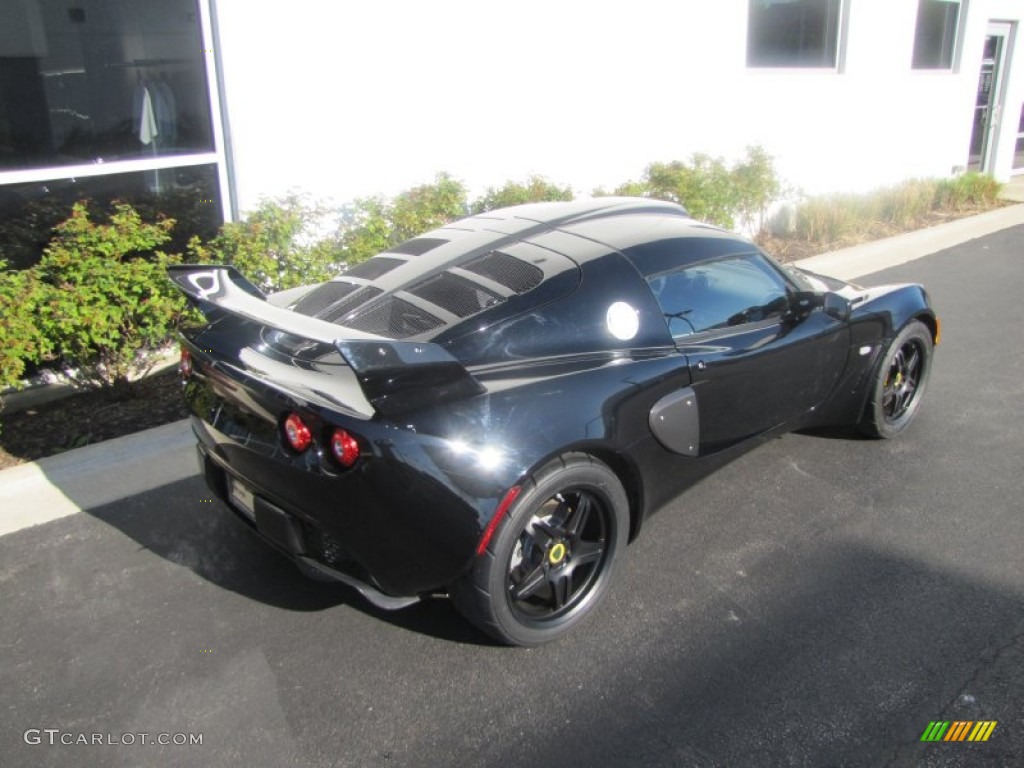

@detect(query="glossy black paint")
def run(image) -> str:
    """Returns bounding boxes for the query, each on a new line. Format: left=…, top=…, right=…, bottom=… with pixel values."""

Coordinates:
left=173, top=198, right=937, bottom=602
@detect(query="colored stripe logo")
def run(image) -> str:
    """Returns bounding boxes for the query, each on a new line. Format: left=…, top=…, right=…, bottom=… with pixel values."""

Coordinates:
left=920, top=721, right=997, bottom=742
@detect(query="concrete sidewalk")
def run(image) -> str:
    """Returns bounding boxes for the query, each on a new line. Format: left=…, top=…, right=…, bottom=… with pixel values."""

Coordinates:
left=3, top=201, right=1024, bottom=537
left=0, top=419, right=196, bottom=537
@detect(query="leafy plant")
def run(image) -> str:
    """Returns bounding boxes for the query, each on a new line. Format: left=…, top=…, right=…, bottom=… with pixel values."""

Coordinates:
left=471, top=175, right=574, bottom=213
left=187, top=193, right=341, bottom=293
left=788, top=173, right=1003, bottom=249
left=31, top=202, right=190, bottom=393
left=934, top=172, right=1001, bottom=210
left=732, top=145, right=784, bottom=235
left=0, top=259, right=51, bottom=390
left=603, top=146, right=782, bottom=233
left=336, top=173, right=469, bottom=265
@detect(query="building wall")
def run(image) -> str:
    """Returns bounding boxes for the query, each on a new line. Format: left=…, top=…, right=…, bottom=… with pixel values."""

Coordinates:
left=212, top=1, right=1024, bottom=212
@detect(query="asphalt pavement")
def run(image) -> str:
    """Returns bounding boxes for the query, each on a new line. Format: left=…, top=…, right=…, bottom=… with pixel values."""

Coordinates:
left=1, top=217, right=1023, bottom=767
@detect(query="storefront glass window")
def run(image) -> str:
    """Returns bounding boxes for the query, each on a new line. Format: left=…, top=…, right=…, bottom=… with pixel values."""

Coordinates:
left=0, top=0, right=213, bottom=170
left=0, top=163, right=221, bottom=269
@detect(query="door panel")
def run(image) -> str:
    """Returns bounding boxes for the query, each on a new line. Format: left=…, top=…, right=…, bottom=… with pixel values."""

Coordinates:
left=678, top=311, right=849, bottom=454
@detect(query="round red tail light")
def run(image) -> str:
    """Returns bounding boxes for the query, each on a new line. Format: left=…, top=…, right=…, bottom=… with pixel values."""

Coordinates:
left=330, top=428, right=360, bottom=468
left=179, top=347, right=193, bottom=378
left=283, top=413, right=312, bottom=453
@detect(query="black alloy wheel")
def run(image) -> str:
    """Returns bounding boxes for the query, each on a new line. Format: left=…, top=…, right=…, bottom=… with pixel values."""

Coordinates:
left=507, top=489, right=609, bottom=623
left=882, top=339, right=925, bottom=423
left=452, top=454, right=629, bottom=646
left=861, top=320, right=933, bottom=438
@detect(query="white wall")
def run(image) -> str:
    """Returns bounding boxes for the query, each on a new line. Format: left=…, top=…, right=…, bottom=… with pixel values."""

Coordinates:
left=214, top=0, right=1024, bottom=214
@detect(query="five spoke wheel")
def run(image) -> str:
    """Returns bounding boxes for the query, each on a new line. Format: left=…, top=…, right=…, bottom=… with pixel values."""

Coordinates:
left=861, top=319, right=934, bottom=438
left=508, top=491, right=608, bottom=621
left=452, top=454, right=628, bottom=646
left=882, top=340, right=923, bottom=423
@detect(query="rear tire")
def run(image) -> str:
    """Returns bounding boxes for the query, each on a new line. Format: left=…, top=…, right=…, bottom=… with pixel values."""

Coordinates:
left=859, top=320, right=933, bottom=439
left=451, top=453, right=629, bottom=646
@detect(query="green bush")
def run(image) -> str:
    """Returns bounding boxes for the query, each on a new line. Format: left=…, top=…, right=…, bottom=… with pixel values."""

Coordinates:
left=934, top=172, right=1002, bottom=210
left=790, top=173, right=1003, bottom=247
left=187, top=193, right=341, bottom=293
left=337, top=173, right=468, bottom=265
left=732, top=145, right=784, bottom=234
left=471, top=176, right=574, bottom=214
left=793, top=192, right=875, bottom=243
left=604, top=146, right=782, bottom=233
left=0, top=259, right=51, bottom=390
left=31, top=202, right=189, bottom=392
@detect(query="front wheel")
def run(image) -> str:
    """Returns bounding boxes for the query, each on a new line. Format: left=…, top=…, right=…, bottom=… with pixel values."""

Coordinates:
left=860, top=320, right=933, bottom=438
left=452, top=454, right=629, bottom=646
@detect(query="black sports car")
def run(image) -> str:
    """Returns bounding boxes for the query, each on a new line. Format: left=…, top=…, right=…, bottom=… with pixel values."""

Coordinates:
left=170, top=198, right=938, bottom=645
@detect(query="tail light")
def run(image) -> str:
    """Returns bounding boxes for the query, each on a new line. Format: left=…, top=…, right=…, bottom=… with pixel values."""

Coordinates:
left=283, top=413, right=312, bottom=453
left=330, top=428, right=360, bottom=468
left=179, top=347, right=193, bottom=378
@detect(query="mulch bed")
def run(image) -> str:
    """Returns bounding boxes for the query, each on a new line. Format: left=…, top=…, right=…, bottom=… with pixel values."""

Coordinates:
left=0, top=369, right=189, bottom=470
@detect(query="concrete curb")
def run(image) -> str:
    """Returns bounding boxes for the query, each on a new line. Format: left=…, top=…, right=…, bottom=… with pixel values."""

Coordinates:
left=3, top=202, right=1024, bottom=538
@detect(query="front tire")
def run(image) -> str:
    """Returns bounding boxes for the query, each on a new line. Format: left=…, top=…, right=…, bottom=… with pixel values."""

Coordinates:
left=452, top=454, right=629, bottom=646
left=860, top=320, right=933, bottom=438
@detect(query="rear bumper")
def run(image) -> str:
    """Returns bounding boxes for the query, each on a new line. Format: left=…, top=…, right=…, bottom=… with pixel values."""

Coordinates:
left=197, top=442, right=421, bottom=609
left=179, top=328, right=524, bottom=598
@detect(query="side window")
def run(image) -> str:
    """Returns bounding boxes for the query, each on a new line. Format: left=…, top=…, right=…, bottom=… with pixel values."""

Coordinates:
left=647, top=253, right=791, bottom=338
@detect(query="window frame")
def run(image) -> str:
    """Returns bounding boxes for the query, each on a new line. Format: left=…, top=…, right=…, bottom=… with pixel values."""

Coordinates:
left=911, top=0, right=966, bottom=72
left=746, top=0, right=847, bottom=71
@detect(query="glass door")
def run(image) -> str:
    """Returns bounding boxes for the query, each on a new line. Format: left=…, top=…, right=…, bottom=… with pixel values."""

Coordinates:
left=968, top=23, right=1011, bottom=172
left=1015, top=103, right=1024, bottom=172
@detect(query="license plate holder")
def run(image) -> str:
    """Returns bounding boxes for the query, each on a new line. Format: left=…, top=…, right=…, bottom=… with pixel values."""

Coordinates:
left=227, top=476, right=257, bottom=522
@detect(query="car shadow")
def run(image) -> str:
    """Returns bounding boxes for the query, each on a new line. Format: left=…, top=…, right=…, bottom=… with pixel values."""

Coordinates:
left=83, top=475, right=497, bottom=646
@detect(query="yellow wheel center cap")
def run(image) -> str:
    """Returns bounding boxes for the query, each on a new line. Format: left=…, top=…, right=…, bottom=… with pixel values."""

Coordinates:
left=548, top=542, right=567, bottom=565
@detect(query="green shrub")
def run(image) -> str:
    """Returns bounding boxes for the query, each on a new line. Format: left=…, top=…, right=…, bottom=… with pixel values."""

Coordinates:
left=788, top=173, right=1002, bottom=248
left=875, top=179, right=934, bottom=228
left=603, top=146, right=782, bottom=233
left=732, top=146, right=784, bottom=234
left=792, top=193, right=868, bottom=243
left=187, top=193, right=341, bottom=293
left=337, top=173, right=468, bottom=265
left=31, top=202, right=189, bottom=392
left=934, top=172, right=1002, bottom=210
left=471, top=175, right=574, bottom=213
left=0, top=259, right=51, bottom=390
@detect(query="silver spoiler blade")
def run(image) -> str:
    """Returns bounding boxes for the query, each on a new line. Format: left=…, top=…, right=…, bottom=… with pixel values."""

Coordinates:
left=168, top=265, right=485, bottom=416
left=167, top=264, right=383, bottom=343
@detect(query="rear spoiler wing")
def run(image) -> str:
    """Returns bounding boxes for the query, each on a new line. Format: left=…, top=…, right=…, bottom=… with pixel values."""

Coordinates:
left=168, top=265, right=484, bottom=416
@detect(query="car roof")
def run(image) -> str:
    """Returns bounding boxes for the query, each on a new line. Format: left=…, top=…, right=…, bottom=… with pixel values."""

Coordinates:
left=288, top=198, right=747, bottom=342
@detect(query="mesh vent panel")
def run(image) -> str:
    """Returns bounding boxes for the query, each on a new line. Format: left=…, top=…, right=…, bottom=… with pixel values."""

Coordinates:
left=388, top=237, right=449, bottom=256
left=316, top=286, right=384, bottom=323
left=344, top=297, right=444, bottom=338
left=291, top=281, right=360, bottom=316
left=408, top=273, right=503, bottom=318
left=343, top=257, right=404, bottom=280
left=462, top=251, right=543, bottom=294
